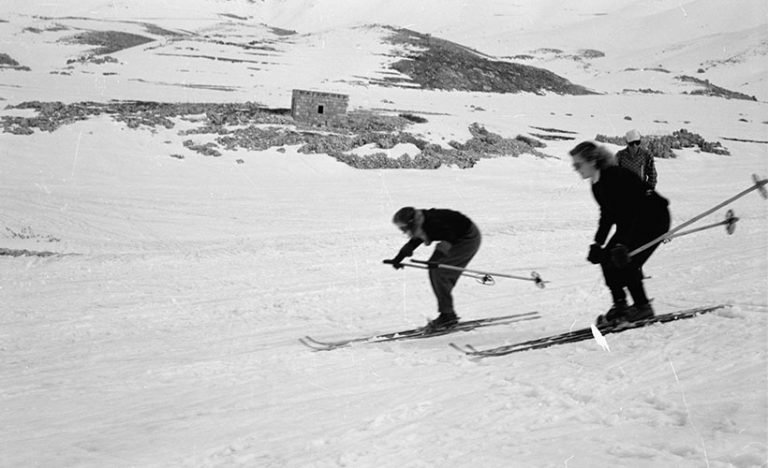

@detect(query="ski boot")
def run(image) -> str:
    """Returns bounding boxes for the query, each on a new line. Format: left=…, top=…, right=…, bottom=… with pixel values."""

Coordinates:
left=425, top=312, right=459, bottom=333
left=596, top=300, right=629, bottom=326
left=625, top=302, right=654, bottom=322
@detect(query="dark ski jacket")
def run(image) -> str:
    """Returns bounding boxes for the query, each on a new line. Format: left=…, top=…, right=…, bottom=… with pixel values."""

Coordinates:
left=592, top=166, right=669, bottom=248
left=394, top=209, right=473, bottom=261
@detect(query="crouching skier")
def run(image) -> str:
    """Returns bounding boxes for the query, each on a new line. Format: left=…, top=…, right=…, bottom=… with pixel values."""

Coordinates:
left=385, top=207, right=482, bottom=332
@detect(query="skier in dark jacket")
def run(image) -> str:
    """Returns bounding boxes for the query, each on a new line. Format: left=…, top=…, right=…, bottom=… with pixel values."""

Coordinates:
left=386, top=207, right=482, bottom=331
left=569, top=141, right=671, bottom=324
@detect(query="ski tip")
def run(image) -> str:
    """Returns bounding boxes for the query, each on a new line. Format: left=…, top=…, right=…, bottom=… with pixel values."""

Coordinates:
left=449, top=342, right=488, bottom=359
left=449, top=342, right=469, bottom=353
left=299, top=337, right=337, bottom=351
left=464, top=343, right=482, bottom=353
left=298, top=337, right=320, bottom=350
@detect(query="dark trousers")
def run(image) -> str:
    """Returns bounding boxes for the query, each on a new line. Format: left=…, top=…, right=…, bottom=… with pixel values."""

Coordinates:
left=601, top=208, right=671, bottom=305
left=427, top=223, right=481, bottom=316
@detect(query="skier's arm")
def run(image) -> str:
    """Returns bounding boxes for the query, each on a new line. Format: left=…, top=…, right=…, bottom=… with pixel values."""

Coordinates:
left=646, top=153, right=658, bottom=189
left=594, top=209, right=612, bottom=246
left=392, top=238, right=423, bottom=264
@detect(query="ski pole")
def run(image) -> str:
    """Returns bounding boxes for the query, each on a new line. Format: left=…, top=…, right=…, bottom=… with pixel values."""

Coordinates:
left=410, top=259, right=548, bottom=288
left=383, top=259, right=494, bottom=284
left=663, top=209, right=739, bottom=242
left=630, top=174, right=767, bottom=257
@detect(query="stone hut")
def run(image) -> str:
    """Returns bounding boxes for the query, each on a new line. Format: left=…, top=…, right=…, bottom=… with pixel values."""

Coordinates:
left=291, top=89, right=349, bottom=124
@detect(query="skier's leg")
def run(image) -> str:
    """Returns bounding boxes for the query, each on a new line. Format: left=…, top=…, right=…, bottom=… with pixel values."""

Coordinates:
left=428, top=245, right=457, bottom=318
left=444, top=224, right=482, bottom=270
left=625, top=268, right=649, bottom=305
left=429, top=268, right=460, bottom=317
left=624, top=207, right=670, bottom=320
left=600, top=261, right=628, bottom=304
left=596, top=255, right=631, bottom=325
left=427, top=225, right=481, bottom=326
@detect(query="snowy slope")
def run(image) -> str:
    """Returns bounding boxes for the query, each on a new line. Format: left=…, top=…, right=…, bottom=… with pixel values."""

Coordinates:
left=1, top=1, right=767, bottom=467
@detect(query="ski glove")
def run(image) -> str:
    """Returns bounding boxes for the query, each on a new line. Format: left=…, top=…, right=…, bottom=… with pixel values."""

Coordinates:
left=610, top=244, right=631, bottom=268
left=383, top=258, right=405, bottom=270
left=587, top=243, right=603, bottom=264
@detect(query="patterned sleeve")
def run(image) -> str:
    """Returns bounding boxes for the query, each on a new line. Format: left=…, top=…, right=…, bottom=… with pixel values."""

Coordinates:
left=646, top=152, right=658, bottom=189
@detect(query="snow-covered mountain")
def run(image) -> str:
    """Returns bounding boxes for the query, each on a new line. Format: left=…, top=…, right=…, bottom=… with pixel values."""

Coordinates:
left=1, top=0, right=766, bottom=103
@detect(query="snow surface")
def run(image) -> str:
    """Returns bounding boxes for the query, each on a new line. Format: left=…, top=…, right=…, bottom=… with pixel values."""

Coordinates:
left=0, top=1, right=766, bottom=467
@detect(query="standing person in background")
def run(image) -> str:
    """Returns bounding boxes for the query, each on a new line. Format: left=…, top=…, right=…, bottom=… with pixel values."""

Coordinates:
left=385, top=207, right=482, bottom=331
left=569, top=141, right=671, bottom=325
left=616, top=129, right=658, bottom=190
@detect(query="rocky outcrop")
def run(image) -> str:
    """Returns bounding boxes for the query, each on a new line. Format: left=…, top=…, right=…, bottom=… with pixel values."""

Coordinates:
left=384, top=28, right=595, bottom=95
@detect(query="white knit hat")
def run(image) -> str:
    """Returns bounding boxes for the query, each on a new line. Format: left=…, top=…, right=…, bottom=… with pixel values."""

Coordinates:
left=625, top=129, right=642, bottom=143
